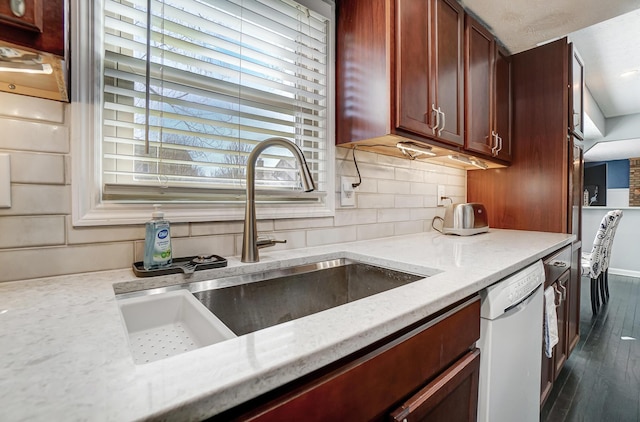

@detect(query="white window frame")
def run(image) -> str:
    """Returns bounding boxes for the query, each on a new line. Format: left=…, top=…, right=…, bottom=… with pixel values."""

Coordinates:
left=70, top=0, right=335, bottom=226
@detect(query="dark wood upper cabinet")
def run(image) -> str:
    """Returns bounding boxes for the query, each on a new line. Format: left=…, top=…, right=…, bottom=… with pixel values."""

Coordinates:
left=464, top=15, right=512, bottom=162
left=0, top=0, right=64, bottom=57
left=336, top=0, right=465, bottom=150
left=493, top=46, right=512, bottom=161
left=464, top=15, right=494, bottom=156
left=396, top=0, right=465, bottom=146
left=569, top=43, right=585, bottom=139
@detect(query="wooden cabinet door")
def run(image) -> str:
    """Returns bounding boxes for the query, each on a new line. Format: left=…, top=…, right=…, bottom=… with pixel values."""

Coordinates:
left=396, top=0, right=434, bottom=137
left=0, top=0, right=42, bottom=32
left=430, top=0, right=464, bottom=146
left=567, top=245, right=581, bottom=354
left=219, top=298, right=480, bottom=421
left=554, top=271, right=569, bottom=375
left=390, top=349, right=480, bottom=422
left=464, top=14, right=494, bottom=156
left=493, top=46, right=512, bottom=161
left=396, top=0, right=464, bottom=146
left=569, top=43, right=584, bottom=139
left=0, top=0, right=64, bottom=56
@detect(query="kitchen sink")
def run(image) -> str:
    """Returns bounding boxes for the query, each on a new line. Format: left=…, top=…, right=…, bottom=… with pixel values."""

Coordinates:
left=190, top=258, right=425, bottom=336
left=116, top=258, right=426, bottom=358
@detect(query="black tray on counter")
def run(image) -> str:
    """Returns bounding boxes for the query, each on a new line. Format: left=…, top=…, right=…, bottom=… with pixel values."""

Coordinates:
left=132, top=255, right=227, bottom=277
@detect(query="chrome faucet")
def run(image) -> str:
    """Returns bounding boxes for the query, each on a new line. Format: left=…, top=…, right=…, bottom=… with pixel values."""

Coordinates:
left=241, top=137, right=316, bottom=263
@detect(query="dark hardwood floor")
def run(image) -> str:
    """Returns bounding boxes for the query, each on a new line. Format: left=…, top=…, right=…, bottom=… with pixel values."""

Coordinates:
left=542, top=274, right=640, bottom=422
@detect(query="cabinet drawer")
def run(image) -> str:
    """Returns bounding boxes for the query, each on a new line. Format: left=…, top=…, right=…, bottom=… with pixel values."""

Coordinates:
left=544, top=244, right=571, bottom=286
left=223, top=297, right=480, bottom=421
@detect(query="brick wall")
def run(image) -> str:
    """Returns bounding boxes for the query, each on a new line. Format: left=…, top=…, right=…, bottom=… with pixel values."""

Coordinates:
left=630, top=158, right=640, bottom=206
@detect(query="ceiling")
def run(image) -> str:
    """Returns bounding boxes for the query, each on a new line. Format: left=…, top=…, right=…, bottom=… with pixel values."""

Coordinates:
left=461, top=0, right=640, bottom=160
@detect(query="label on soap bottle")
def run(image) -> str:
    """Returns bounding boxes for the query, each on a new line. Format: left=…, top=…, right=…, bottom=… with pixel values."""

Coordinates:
left=153, top=227, right=171, bottom=263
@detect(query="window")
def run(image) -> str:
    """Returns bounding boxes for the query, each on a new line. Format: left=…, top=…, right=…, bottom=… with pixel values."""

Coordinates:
left=71, top=0, right=334, bottom=226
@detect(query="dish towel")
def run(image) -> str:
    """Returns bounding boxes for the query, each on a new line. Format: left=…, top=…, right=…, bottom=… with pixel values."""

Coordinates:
left=544, top=286, right=559, bottom=358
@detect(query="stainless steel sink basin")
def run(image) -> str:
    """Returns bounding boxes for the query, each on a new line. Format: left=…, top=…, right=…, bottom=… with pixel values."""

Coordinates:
left=190, top=258, right=424, bottom=336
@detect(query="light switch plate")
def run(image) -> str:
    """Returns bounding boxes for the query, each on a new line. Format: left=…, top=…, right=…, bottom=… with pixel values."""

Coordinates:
left=340, top=176, right=356, bottom=207
left=0, top=154, right=10, bottom=208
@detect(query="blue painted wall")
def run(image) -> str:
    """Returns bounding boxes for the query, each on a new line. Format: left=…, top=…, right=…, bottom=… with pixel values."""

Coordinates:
left=585, top=159, right=630, bottom=188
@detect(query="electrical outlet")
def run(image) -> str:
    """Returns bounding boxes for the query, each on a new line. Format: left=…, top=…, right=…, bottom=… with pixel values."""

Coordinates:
left=340, top=176, right=356, bottom=207
left=437, top=185, right=446, bottom=206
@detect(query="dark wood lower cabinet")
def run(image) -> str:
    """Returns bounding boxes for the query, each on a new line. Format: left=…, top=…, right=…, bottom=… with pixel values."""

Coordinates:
left=541, top=245, right=576, bottom=407
left=390, top=349, right=480, bottom=422
left=212, top=297, right=480, bottom=421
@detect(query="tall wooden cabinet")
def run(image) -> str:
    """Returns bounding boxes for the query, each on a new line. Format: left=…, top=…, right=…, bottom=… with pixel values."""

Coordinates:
left=467, top=38, right=583, bottom=408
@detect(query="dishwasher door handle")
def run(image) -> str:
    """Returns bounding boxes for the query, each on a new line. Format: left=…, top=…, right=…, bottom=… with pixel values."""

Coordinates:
left=501, top=285, right=541, bottom=316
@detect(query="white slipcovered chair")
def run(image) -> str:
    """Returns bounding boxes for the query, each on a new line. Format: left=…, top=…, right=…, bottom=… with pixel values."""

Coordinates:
left=599, top=210, right=623, bottom=303
left=581, top=212, right=615, bottom=315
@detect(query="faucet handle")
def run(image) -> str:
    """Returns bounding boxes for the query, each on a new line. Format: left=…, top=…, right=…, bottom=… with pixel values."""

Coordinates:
left=256, top=236, right=287, bottom=249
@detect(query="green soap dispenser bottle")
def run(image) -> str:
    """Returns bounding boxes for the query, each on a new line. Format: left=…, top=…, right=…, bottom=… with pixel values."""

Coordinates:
left=143, top=204, right=172, bottom=270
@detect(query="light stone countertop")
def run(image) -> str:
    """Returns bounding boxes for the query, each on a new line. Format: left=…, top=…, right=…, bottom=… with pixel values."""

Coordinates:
left=0, top=229, right=574, bottom=421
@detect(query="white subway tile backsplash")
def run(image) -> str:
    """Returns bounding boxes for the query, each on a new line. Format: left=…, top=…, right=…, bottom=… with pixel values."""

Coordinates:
left=394, top=220, right=424, bottom=236
left=0, top=216, right=65, bottom=248
left=0, top=118, right=68, bottom=153
left=0, top=92, right=65, bottom=123
left=394, top=195, right=425, bottom=208
left=356, top=193, right=395, bottom=209
left=0, top=243, right=133, bottom=282
left=378, top=180, right=411, bottom=195
left=411, top=207, right=440, bottom=221
left=191, top=221, right=244, bottom=236
left=274, top=217, right=333, bottom=231
left=358, top=162, right=396, bottom=180
left=356, top=222, right=394, bottom=241
left=0, top=185, right=70, bottom=216
left=8, top=152, right=65, bottom=184
left=333, top=209, right=377, bottom=226
left=377, top=208, right=411, bottom=223
left=395, top=167, right=423, bottom=182
left=410, top=182, right=437, bottom=196
left=307, top=226, right=357, bottom=247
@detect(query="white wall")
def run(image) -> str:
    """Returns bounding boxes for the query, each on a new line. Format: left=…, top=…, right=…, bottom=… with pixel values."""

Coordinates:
left=0, top=93, right=466, bottom=283
left=582, top=207, right=640, bottom=277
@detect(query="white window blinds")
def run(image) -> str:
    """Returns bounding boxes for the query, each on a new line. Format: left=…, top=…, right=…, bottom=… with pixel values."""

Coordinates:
left=102, top=0, right=330, bottom=202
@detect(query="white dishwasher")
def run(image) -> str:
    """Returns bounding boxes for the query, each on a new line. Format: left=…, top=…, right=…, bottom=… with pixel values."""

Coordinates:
left=477, top=260, right=545, bottom=422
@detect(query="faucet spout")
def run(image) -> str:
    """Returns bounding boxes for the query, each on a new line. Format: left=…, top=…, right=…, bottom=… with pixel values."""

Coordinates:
left=241, top=137, right=316, bottom=263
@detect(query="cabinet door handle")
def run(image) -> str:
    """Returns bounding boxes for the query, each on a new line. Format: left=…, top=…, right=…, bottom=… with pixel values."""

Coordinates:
left=491, top=131, right=498, bottom=155
left=496, top=135, right=503, bottom=154
left=11, top=0, right=26, bottom=17
left=431, top=104, right=440, bottom=134
left=438, top=108, right=445, bottom=136
left=559, top=278, right=567, bottom=301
